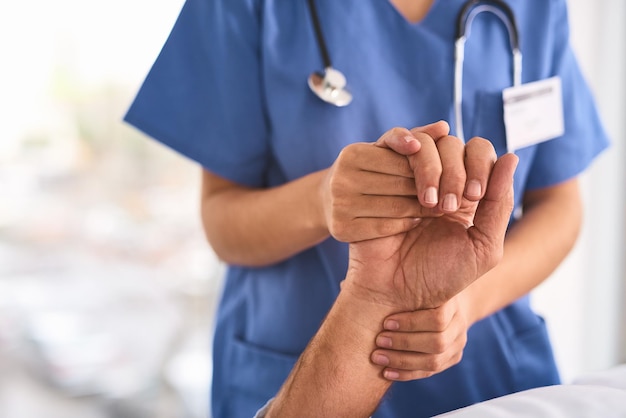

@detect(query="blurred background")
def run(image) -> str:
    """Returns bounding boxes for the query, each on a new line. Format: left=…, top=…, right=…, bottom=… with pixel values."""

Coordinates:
left=0, top=1, right=624, bottom=417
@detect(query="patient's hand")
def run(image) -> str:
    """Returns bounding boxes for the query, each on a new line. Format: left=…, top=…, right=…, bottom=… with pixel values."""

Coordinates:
left=345, top=152, right=517, bottom=312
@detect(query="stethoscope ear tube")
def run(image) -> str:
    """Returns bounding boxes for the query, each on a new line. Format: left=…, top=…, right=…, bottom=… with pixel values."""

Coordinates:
left=306, top=0, right=521, bottom=113
left=456, top=0, right=520, bottom=50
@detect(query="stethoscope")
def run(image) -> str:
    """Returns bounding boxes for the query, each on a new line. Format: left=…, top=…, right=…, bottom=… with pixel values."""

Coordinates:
left=306, top=0, right=353, bottom=107
left=307, top=0, right=522, bottom=142
left=454, top=0, right=521, bottom=142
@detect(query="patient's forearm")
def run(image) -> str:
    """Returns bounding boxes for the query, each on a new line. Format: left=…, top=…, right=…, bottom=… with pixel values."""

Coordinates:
left=266, top=281, right=396, bottom=418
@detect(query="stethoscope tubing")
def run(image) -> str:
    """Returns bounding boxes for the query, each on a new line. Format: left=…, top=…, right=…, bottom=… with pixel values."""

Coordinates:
left=306, top=0, right=332, bottom=70
left=306, top=0, right=523, bottom=133
left=455, top=0, right=520, bottom=49
left=454, top=0, right=522, bottom=142
left=306, top=0, right=353, bottom=106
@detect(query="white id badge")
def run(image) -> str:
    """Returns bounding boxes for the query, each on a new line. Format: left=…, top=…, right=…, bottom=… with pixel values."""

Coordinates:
left=502, top=76, right=565, bottom=152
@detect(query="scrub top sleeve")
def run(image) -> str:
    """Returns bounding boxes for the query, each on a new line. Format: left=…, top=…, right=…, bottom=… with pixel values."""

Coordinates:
left=524, top=0, right=610, bottom=191
left=124, top=0, right=270, bottom=188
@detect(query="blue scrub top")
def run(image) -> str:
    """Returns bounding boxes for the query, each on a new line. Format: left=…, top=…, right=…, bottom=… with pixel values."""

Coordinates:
left=125, top=0, right=609, bottom=417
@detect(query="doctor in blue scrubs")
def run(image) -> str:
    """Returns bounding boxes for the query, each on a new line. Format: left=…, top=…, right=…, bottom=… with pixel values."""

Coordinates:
left=125, top=0, right=609, bottom=417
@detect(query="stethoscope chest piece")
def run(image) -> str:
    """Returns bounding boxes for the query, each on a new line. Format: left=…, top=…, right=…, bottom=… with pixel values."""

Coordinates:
left=306, top=0, right=352, bottom=107
left=308, top=67, right=353, bottom=107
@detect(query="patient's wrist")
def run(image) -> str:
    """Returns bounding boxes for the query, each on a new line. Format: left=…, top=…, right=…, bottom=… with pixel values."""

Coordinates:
left=343, top=264, right=422, bottom=313
left=339, top=278, right=402, bottom=333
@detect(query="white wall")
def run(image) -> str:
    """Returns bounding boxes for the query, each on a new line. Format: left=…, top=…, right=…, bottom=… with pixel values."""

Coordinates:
left=531, top=0, right=626, bottom=383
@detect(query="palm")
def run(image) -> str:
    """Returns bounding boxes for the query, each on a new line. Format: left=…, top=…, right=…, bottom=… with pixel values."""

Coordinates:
left=350, top=216, right=490, bottom=310
left=347, top=154, right=518, bottom=311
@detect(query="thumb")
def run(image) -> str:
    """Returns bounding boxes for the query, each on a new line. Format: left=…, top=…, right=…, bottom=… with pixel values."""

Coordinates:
left=373, top=121, right=450, bottom=156
left=470, top=153, right=519, bottom=273
left=410, top=120, right=450, bottom=141
left=373, top=127, right=422, bottom=155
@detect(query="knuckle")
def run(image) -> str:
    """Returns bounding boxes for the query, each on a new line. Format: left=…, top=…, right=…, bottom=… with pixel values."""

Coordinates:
left=411, top=130, right=435, bottom=143
left=329, top=218, right=350, bottom=241
left=335, top=149, right=349, bottom=167
left=336, top=144, right=362, bottom=167
left=467, top=136, right=491, bottom=148
left=424, top=355, right=443, bottom=372
left=451, top=163, right=467, bottom=178
left=431, top=335, right=449, bottom=354
left=339, top=143, right=357, bottom=158
left=373, top=220, right=396, bottom=237
left=328, top=172, right=350, bottom=197
left=419, top=160, right=442, bottom=177
left=327, top=177, right=344, bottom=203
left=438, top=134, right=464, bottom=148
left=390, top=126, right=410, bottom=138
left=444, top=170, right=466, bottom=187
left=467, top=137, right=496, bottom=159
left=430, top=310, right=448, bottom=332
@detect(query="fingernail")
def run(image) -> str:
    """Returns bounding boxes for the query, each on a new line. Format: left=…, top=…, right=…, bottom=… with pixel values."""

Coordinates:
left=443, top=194, right=458, bottom=211
left=384, top=370, right=400, bottom=380
left=403, top=135, right=417, bottom=144
left=425, top=187, right=438, bottom=205
left=466, top=180, right=482, bottom=198
left=372, top=354, right=390, bottom=366
left=377, top=336, right=392, bottom=348
left=384, top=320, right=399, bottom=330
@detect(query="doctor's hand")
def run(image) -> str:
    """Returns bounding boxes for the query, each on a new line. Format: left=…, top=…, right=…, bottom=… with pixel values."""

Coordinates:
left=320, top=121, right=490, bottom=243
left=371, top=294, right=471, bottom=381
left=319, top=122, right=443, bottom=243
left=374, top=123, right=498, bottom=229
left=344, top=151, right=517, bottom=311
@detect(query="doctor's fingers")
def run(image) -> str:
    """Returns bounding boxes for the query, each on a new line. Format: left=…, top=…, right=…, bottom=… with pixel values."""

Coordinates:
left=329, top=216, right=425, bottom=243
left=373, top=127, right=422, bottom=156
left=371, top=332, right=467, bottom=381
left=376, top=298, right=468, bottom=354
left=336, top=142, right=414, bottom=177
left=329, top=195, right=443, bottom=242
left=382, top=302, right=458, bottom=333
left=372, top=121, right=451, bottom=162
left=463, top=137, right=497, bottom=201
left=351, top=194, right=444, bottom=219
left=334, top=170, right=418, bottom=196
left=375, top=306, right=466, bottom=354
left=409, top=120, right=451, bottom=142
